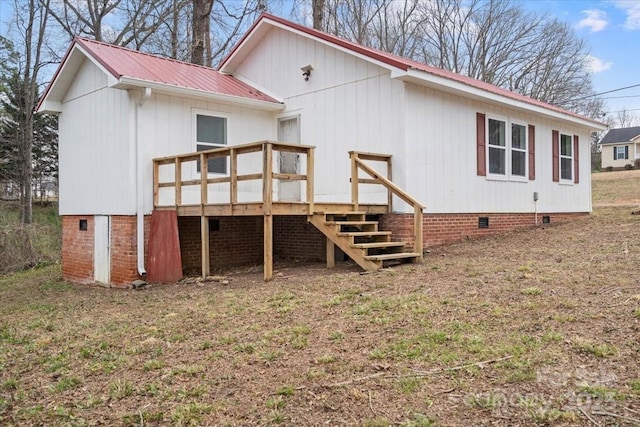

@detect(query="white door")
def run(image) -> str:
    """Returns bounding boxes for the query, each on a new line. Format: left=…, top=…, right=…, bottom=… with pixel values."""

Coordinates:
left=278, top=116, right=301, bottom=201
left=94, top=215, right=110, bottom=284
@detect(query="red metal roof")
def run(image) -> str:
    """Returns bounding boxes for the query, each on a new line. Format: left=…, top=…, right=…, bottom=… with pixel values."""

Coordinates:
left=74, top=37, right=279, bottom=104
left=222, top=13, right=603, bottom=126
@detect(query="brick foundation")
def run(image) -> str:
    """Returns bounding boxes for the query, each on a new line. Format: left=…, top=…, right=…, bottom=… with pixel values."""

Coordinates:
left=178, top=215, right=325, bottom=274
left=274, top=216, right=325, bottom=261
left=62, top=211, right=586, bottom=286
left=61, top=215, right=150, bottom=287
left=62, top=216, right=95, bottom=284
left=379, top=212, right=588, bottom=249
left=179, top=216, right=264, bottom=274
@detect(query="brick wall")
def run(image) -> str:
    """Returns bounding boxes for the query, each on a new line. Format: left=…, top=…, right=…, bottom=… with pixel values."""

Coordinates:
left=178, top=216, right=264, bottom=274
left=110, top=216, right=138, bottom=285
left=274, top=216, right=325, bottom=261
left=379, top=212, right=588, bottom=249
left=62, top=216, right=94, bottom=284
left=178, top=215, right=326, bottom=274
left=61, top=215, right=150, bottom=287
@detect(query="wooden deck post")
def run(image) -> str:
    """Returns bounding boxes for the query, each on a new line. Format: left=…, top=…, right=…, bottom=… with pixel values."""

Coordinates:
left=326, top=238, right=335, bottom=268
left=201, top=215, right=210, bottom=278
left=263, top=143, right=274, bottom=281
left=264, top=215, right=273, bottom=281
left=386, top=157, right=393, bottom=213
left=230, top=148, right=237, bottom=205
left=414, top=205, right=423, bottom=262
left=175, top=158, right=182, bottom=207
left=152, top=160, right=159, bottom=208
left=307, top=147, right=315, bottom=215
left=350, top=152, right=359, bottom=211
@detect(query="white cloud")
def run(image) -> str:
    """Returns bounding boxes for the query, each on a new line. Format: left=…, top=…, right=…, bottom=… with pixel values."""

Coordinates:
left=577, top=9, right=609, bottom=32
left=614, top=0, right=640, bottom=30
left=585, top=55, right=613, bottom=73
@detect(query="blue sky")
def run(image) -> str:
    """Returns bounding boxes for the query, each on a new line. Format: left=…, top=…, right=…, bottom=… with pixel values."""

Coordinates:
left=0, top=0, right=638, bottom=116
left=522, top=0, right=640, bottom=116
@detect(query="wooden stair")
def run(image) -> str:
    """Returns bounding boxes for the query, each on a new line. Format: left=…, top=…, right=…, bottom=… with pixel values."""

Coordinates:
left=309, top=211, right=421, bottom=271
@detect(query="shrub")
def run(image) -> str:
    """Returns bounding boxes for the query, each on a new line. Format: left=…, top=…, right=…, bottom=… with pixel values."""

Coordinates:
left=635, top=159, right=640, bottom=169
left=0, top=202, right=60, bottom=273
left=606, top=166, right=614, bottom=172
left=625, top=163, right=634, bottom=170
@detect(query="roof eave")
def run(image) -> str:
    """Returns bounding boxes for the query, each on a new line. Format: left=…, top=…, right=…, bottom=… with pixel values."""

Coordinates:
left=36, top=42, right=119, bottom=113
left=395, top=68, right=607, bottom=131
left=116, top=77, right=285, bottom=111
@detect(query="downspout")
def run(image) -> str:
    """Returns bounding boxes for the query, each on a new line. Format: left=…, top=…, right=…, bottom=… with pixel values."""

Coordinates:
left=135, top=87, right=152, bottom=276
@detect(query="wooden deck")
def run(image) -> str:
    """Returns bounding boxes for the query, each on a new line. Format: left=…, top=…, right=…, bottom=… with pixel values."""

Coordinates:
left=153, top=141, right=424, bottom=281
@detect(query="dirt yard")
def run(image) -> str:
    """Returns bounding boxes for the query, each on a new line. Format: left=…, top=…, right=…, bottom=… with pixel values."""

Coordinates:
left=0, top=173, right=639, bottom=426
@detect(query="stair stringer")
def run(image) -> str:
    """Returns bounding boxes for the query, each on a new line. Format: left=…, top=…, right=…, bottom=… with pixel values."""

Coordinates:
left=309, top=214, right=381, bottom=271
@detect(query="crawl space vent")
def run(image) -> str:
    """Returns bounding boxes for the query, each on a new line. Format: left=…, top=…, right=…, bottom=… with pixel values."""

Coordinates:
left=478, top=217, right=489, bottom=229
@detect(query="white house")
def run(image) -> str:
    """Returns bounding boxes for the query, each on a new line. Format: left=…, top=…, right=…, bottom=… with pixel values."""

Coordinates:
left=599, top=127, right=640, bottom=170
left=38, top=13, right=606, bottom=287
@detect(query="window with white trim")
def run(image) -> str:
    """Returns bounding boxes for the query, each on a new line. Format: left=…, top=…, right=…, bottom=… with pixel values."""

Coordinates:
left=487, top=117, right=528, bottom=179
left=614, top=146, right=628, bottom=160
left=195, top=113, right=227, bottom=174
left=560, top=133, right=573, bottom=181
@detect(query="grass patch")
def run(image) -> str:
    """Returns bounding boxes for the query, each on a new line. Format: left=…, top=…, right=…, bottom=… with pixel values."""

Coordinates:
left=0, top=173, right=638, bottom=425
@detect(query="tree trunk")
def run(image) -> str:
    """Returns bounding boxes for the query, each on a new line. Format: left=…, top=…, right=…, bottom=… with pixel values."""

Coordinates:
left=191, top=0, right=214, bottom=66
left=312, top=0, right=324, bottom=30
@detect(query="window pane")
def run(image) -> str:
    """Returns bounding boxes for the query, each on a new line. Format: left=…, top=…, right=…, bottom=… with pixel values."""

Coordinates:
left=512, top=150, right=526, bottom=176
left=561, top=158, right=572, bottom=180
left=511, top=124, right=526, bottom=150
left=197, top=115, right=226, bottom=145
left=488, top=119, right=506, bottom=147
left=560, top=134, right=572, bottom=156
left=196, top=144, right=227, bottom=174
left=489, top=146, right=505, bottom=174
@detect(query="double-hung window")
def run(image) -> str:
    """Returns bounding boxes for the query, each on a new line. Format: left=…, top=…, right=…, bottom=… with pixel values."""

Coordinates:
left=487, top=117, right=527, bottom=179
left=195, top=113, right=227, bottom=174
left=614, top=146, right=628, bottom=160
left=559, top=134, right=573, bottom=181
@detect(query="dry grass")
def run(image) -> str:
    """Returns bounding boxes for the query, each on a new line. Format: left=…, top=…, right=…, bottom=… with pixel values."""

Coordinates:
left=592, top=169, right=640, bottom=207
left=0, top=175, right=639, bottom=426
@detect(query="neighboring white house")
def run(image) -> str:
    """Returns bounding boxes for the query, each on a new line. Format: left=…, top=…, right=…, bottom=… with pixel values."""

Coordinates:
left=37, top=13, right=606, bottom=286
left=599, top=127, right=640, bottom=170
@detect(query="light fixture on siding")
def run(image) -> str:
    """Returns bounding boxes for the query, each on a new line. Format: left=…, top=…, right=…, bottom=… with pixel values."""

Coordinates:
left=301, top=64, right=313, bottom=81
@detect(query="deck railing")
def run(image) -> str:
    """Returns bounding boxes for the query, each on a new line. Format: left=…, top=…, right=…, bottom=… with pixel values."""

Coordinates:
left=153, top=140, right=315, bottom=215
left=349, top=151, right=424, bottom=258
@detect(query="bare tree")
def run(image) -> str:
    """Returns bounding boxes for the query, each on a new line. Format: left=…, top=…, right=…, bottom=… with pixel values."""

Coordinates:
left=43, top=0, right=176, bottom=48
left=7, top=0, right=51, bottom=224
left=613, top=109, right=640, bottom=128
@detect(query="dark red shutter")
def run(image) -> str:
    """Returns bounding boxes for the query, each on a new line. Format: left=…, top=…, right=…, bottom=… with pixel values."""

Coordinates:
left=573, top=135, right=579, bottom=184
left=477, top=113, right=486, bottom=176
left=528, top=124, right=535, bottom=180
left=552, top=130, right=559, bottom=182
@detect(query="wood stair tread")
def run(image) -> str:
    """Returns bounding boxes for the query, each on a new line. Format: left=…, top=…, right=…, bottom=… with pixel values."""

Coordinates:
left=337, top=231, right=392, bottom=237
left=318, top=211, right=368, bottom=216
left=351, top=242, right=405, bottom=249
left=364, top=252, right=421, bottom=261
left=326, top=221, right=378, bottom=226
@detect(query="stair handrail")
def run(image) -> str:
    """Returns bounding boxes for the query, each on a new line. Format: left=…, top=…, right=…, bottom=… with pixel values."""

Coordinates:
left=349, top=151, right=424, bottom=259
